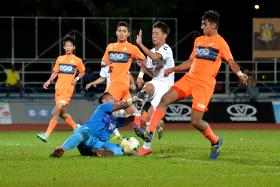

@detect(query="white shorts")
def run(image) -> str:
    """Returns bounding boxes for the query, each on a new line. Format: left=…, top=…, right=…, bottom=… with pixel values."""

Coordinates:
left=146, top=79, right=173, bottom=108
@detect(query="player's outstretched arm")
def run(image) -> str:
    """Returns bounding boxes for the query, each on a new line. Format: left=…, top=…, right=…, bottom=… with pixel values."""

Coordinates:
left=136, top=29, right=162, bottom=62
left=43, top=72, right=58, bottom=89
left=136, top=59, right=155, bottom=78
left=228, top=60, right=248, bottom=86
left=116, top=115, right=134, bottom=128
left=86, top=77, right=106, bottom=90
left=164, top=59, right=192, bottom=76
left=112, top=97, right=137, bottom=112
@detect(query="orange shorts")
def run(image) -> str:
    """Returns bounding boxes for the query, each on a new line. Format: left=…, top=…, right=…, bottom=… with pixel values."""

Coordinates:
left=55, top=89, right=73, bottom=106
left=172, top=74, right=214, bottom=112
left=105, top=83, right=131, bottom=102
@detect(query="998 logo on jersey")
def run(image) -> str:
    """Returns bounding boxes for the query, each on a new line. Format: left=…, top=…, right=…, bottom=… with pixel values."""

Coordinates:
left=59, top=64, right=77, bottom=74
left=109, top=51, right=131, bottom=63
left=195, top=46, right=219, bottom=62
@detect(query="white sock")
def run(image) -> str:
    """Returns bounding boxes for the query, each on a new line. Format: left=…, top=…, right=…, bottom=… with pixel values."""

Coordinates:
left=134, top=108, right=141, bottom=116
left=143, top=141, right=151, bottom=149
left=146, top=121, right=150, bottom=128
left=145, top=121, right=150, bottom=130
left=113, top=128, right=121, bottom=137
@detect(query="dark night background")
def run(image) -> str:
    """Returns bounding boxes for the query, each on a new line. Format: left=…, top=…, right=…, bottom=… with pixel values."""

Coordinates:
left=0, top=0, right=279, bottom=60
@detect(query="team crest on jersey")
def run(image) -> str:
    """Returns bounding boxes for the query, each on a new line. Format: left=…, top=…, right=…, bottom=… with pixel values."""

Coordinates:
left=59, top=64, right=77, bottom=74
left=109, top=51, right=131, bottom=63
left=70, top=59, right=75, bottom=64
left=195, top=46, right=219, bottom=62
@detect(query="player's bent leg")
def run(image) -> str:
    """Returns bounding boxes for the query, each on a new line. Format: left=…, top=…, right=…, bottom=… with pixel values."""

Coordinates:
left=191, top=110, right=221, bottom=159
left=77, top=143, right=96, bottom=156
left=37, top=104, right=63, bottom=142
left=92, top=142, right=123, bottom=157
left=60, top=108, right=78, bottom=130
left=51, top=127, right=91, bottom=158
left=148, top=88, right=179, bottom=133
left=61, top=127, right=91, bottom=151
left=134, top=89, right=179, bottom=141
left=134, top=84, right=154, bottom=127
left=135, top=83, right=154, bottom=112
left=191, top=110, right=219, bottom=144
left=190, top=110, right=208, bottom=132
left=104, top=143, right=124, bottom=156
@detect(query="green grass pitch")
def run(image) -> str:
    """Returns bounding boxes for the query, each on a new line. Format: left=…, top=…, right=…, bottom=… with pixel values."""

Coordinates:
left=1, top=130, right=280, bottom=187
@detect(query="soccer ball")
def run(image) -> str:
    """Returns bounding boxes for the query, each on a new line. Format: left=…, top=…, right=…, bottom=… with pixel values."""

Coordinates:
left=121, top=137, right=140, bottom=154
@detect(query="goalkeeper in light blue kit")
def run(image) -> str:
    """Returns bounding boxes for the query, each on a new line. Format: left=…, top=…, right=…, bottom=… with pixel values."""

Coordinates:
left=50, top=92, right=136, bottom=158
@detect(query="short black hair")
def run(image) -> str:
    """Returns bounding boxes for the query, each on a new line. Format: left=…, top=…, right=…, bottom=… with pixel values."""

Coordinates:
left=201, top=10, right=220, bottom=28
left=98, top=92, right=111, bottom=104
left=63, top=36, right=75, bottom=46
left=152, top=21, right=170, bottom=35
left=116, top=21, right=129, bottom=30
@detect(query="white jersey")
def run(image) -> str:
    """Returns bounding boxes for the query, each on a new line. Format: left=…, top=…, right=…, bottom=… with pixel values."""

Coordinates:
left=146, top=44, right=175, bottom=85
left=99, top=66, right=110, bottom=87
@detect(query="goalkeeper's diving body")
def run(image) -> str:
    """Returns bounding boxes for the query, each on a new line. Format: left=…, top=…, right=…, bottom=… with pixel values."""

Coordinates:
left=50, top=92, right=136, bottom=158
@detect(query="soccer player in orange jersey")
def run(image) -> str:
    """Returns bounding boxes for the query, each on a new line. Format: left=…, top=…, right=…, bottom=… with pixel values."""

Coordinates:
left=134, top=10, right=248, bottom=158
left=37, top=37, right=85, bottom=142
left=101, top=21, right=146, bottom=116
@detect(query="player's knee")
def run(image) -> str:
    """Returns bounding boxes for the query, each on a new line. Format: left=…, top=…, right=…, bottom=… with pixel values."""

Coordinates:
left=159, top=94, right=170, bottom=107
left=143, top=84, right=154, bottom=96
left=52, top=107, right=62, bottom=118
left=191, top=121, right=198, bottom=128
left=191, top=119, right=201, bottom=129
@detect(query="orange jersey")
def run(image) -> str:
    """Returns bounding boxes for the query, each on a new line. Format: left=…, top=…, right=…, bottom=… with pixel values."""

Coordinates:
left=187, top=34, right=233, bottom=85
left=102, top=41, right=145, bottom=86
left=53, top=54, right=85, bottom=91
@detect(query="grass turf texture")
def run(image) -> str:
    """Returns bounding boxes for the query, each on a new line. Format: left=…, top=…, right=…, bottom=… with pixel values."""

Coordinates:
left=1, top=130, right=280, bottom=187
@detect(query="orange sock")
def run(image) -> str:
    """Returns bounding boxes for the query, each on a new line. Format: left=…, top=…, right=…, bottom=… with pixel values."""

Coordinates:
left=65, top=116, right=77, bottom=130
left=202, top=127, right=219, bottom=145
left=45, top=118, right=58, bottom=137
left=141, top=111, right=147, bottom=121
left=148, top=108, right=165, bottom=133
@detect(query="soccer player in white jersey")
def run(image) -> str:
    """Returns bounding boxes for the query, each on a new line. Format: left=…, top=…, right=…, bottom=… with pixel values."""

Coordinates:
left=133, top=21, right=175, bottom=155
left=86, top=66, right=136, bottom=139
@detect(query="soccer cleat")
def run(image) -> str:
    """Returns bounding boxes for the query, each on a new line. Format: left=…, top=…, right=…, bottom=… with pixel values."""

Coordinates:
left=50, top=147, right=64, bottom=158
left=134, top=126, right=153, bottom=142
left=156, top=120, right=165, bottom=140
left=91, top=148, right=114, bottom=157
left=210, top=137, right=223, bottom=160
left=37, top=132, right=48, bottom=142
left=134, top=147, right=152, bottom=156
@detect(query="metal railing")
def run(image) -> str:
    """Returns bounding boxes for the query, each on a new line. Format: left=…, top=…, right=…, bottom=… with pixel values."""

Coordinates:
left=0, top=17, right=178, bottom=61
left=0, top=59, right=279, bottom=100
